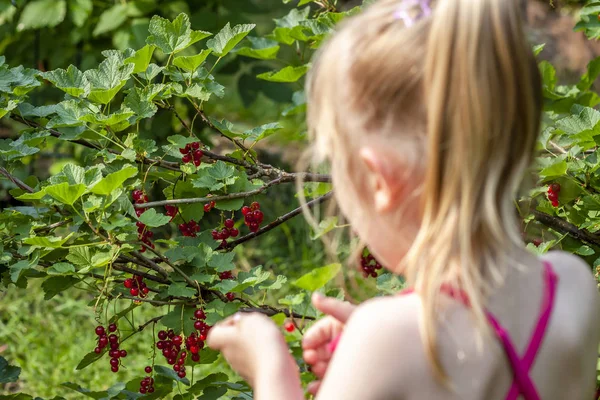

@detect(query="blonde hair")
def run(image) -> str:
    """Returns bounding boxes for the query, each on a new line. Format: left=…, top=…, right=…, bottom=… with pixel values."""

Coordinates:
left=304, top=0, right=542, bottom=384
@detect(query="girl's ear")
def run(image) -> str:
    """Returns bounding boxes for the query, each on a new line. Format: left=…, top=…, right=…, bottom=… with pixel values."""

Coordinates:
left=359, top=146, right=406, bottom=213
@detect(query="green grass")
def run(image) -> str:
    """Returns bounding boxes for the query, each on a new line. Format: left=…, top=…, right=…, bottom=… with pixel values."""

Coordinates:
left=0, top=282, right=163, bottom=399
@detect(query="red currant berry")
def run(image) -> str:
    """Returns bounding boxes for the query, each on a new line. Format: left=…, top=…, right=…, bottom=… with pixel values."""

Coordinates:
left=108, top=323, right=117, bottom=333
left=182, top=154, right=192, bottom=164
left=230, top=228, right=239, bottom=237
left=249, top=222, right=259, bottom=232
left=124, top=279, right=134, bottom=289
left=194, top=309, right=206, bottom=320
left=139, top=387, right=147, bottom=394
left=108, top=334, right=118, bottom=343
left=550, top=183, right=561, bottom=193
left=190, top=345, right=199, bottom=354
left=191, top=142, right=200, bottom=150
left=250, top=201, right=260, bottom=211
left=284, top=322, right=295, bottom=332
left=95, top=326, right=105, bottom=336
left=551, top=200, right=559, bottom=207
left=158, top=330, right=167, bottom=340
left=241, top=206, right=250, bottom=215
left=135, top=208, right=145, bottom=217
left=173, top=336, right=182, bottom=346
left=99, top=336, right=108, bottom=347
left=547, top=191, right=558, bottom=202
left=142, top=287, right=149, bottom=295
left=94, top=347, right=102, bottom=354
left=110, top=358, right=119, bottom=367
left=225, top=292, right=235, bottom=302
left=111, top=366, right=119, bottom=373
left=194, top=320, right=203, bottom=330
left=254, top=210, right=264, bottom=223
left=130, top=287, right=139, bottom=296
left=179, top=147, right=188, bottom=155
left=145, top=366, right=152, bottom=374
left=224, top=219, right=234, bottom=229
left=120, top=350, right=127, bottom=358
left=220, top=229, right=230, bottom=239
left=192, top=354, right=200, bottom=362
left=177, top=371, right=186, bottom=378
left=204, top=203, right=212, bottom=212
left=173, top=364, right=181, bottom=372
left=148, top=387, right=155, bottom=393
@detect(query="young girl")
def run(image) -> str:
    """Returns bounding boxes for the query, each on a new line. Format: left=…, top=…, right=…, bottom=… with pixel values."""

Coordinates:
left=206, top=0, right=600, bottom=399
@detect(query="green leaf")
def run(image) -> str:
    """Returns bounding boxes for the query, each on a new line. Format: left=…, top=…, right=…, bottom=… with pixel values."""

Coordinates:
left=243, top=122, right=282, bottom=141
left=146, top=13, right=211, bottom=54
left=155, top=365, right=191, bottom=386
left=257, top=65, right=309, bottom=83
left=93, top=3, right=128, bottom=36
left=16, top=189, right=47, bottom=201
left=167, top=283, right=196, bottom=298
left=45, top=183, right=87, bottom=205
left=124, top=44, right=155, bottom=74
left=236, top=37, right=280, bottom=60
left=89, top=166, right=137, bottom=195
left=23, top=233, right=73, bottom=249
left=575, top=245, right=595, bottom=256
left=75, top=351, right=103, bottom=370
left=207, top=23, right=256, bottom=57
left=84, top=55, right=135, bottom=104
left=197, top=387, right=227, bottom=400
left=47, top=262, right=76, bottom=275
left=68, top=0, right=93, bottom=27
left=17, top=0, right=66, bottom=31
left=311, top=216, right=338, bottom=240
left=10, top=260, right=33, bottom=283
left=138, top=208, right=171, bottom=227
left=0, top=356, right=21, bottom=384
left=207, top=252, right=235, bottom=272
left=539, top=159, right=568, bottom=180
left=66, top=246, right=93, bottom=266
left=41, top=276, right=78, bottom=300
left=160, top=305, right=196, bottom=335
left=42, top=65, right=90, bottom=97
left=173, top=50, right=212, bottom=72
left=293, top=263, right=341, bottom=291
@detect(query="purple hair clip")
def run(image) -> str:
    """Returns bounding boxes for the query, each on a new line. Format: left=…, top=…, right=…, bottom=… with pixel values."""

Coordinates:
left=393, top=0, right=432, bottom=27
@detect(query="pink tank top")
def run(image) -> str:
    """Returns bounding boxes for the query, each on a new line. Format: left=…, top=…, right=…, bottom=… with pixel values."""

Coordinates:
left=327, top=261, right=558, bottom=400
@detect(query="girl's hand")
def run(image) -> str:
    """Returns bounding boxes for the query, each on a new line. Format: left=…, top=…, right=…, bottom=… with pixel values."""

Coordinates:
left=206, top=312, right=293, bottom=386
left=302, top=293, right=356, bottom=395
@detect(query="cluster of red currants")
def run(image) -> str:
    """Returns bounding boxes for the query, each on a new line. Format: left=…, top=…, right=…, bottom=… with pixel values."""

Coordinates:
left=156, top=330, right=189, bottom=378
left=139, top=368, right=155, bottom=394
left=124, top=274, right=149, bottom=298
left=180, top=142, right=203, bottom=166
left=94, top=324, right=126, bottom=372
left=165, top=205, right=178, bottom=221
left=242, top=202, right=263, bottom=233
left=211, top=219, right=239, bottom=247
left=360, top=252, right=383, bottom=278
left=203, top=200, right=216, bottom=213
left=547, top=183, right=561, bottom=207
left=218, top=270, right=234, bottom=280
left=186, top=308, right=210, bottom=359
left=133, top=190, right=149, bottom=217
left=179, top=220, right=201, bottom=237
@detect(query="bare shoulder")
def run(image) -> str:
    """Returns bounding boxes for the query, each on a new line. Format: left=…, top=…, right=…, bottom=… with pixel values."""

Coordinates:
left=542, top=250, right=598, bottom=298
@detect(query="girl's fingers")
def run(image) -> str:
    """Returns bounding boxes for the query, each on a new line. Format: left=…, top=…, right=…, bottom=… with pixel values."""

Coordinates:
left=312, top=292, right=355, bottom=322
left=303, top=346, right=332, bottom=365
left=302, top=317, right=338, bottom=349
left=310, top=361, right=329, bottom=379
left=206, top=324, right=236, bottom=350
left=307, top=381, right=322, bottom=396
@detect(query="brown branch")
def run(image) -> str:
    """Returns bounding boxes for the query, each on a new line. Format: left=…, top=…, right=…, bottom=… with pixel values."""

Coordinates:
left=138, top=315, right=165, bottom=331
left=239, top=307, right=315, bottom=320
left=128, top=251, right=170, bottom=279
left=113, top=263, right=169, bottom=284
left=139, top=242, right=199, bottom=293
left=0, top=166, right=34, bottom=192
left=225, top=192, right=334, bottom=250
left=532, top=209, right=600, bottom=247
left=34, top=219, right=72, bottom=233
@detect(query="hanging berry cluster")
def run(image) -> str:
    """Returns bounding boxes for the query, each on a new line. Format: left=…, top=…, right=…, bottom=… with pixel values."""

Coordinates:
left=124, top=274, right=149, bottom=298
left=133, top=190, right=155, bottom=251
left=203, top=200, right=216, bottom=213
left=547, top=183, right=560, bottom=207
left=360, top=251, right=383, bottom=278
left=180, top=142, right=203, bottom=166
left=179, top=220, right=201, bottom=237
left=139, top=368, right=155, bottom=394
left=165, top=205, right=178, bottom=220
left=156, top=330, right=189, bottom=378
left=94, top=323, right=126, bottom=372
left=211, top=218, right=239, bottom=247
left=187, top=308, right=210, bottom=358
left=242, top=202, right=263, bottom=233
left=133, top=190, right=149, bottom=217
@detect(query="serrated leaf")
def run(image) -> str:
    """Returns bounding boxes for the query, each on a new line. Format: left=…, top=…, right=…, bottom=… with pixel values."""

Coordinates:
left=160, top=305, right=196, bottom=335
left=138, top=208, right=171, bottom=227
left=80, top=108, right=134, bottom=128
left=75, top=351, right=103, bottom=370
left=173, top=50, right=212, bottom=72
left=42, top=65, right=90, bottom=97
left=15, top=189, right=47, bottom=201
left=259, top=275, right=287, bottom=290
left=209, top=118, right=240, bottom=137
left=207, top=23, right=256, bottom=57
left=293, top=263, right=341, bottom=291
left=197, top=386, right=227, bottom=400
left=17, top=0, right=66, bottom=31
left=124, top=87, right=158, bottom=120
left=66, top=246, right=92, bottom=266
left=42, top=276, right=78, bottom=300
left=0, top=356, right=21, bottom=384
left=89, top=166, right=137, bottom=195
left=45, top=183, right=86, bottom=205
left=168, top=282, right=196, bottom=298
left=93, top=3, right=128, bottom=36
left=84, top=56, right=135, bottom=104
left=23, top=233, right=73, bottom=249
left=243, top=122, right=281, bottom=141
left=9, top=259, right=35, bottom=283
left=257, top=65, right=309, bottom=83
left=47, top=262, right=75, bottom=275
left=207, top=252, right=235, bottom=272
left=124, top=44, right=155, bottom=74
left=146, top=13, right=211, bottom=54
left=235, top=37, right=280, bottom=60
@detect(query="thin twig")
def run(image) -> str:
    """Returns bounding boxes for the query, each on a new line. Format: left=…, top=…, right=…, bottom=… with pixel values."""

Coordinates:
left=225, top=192, right=334, bottom=250
left=0, top=166, right=34, bottom=192
left=532, top=209, right=600, bottom=247
left=129, top=251, right=170, bottom=278
left=138, top=315, right=165, bottom=331
left=113, top=263, right=169, bottom=284
left=139, top=242, right=199, bottom=293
